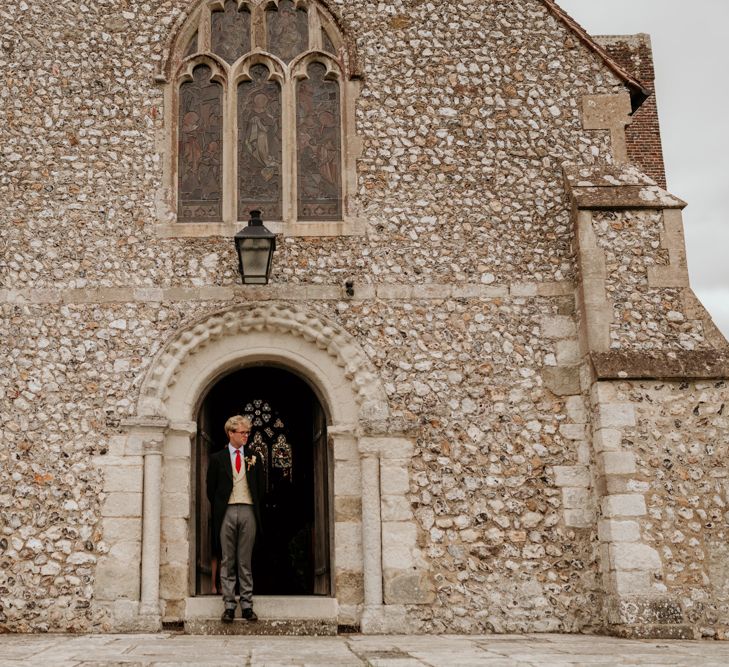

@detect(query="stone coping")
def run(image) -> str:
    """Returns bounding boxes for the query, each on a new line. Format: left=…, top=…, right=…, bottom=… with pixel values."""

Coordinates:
left=591, top=351, right=729, bottom=380
left=570, top=185, right=686, bottom=210
left=563, top=163, right=687, bottom=210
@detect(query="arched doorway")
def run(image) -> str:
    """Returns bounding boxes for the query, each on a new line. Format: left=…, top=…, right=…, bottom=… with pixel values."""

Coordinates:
left=194, top=365, right=331, bottom=597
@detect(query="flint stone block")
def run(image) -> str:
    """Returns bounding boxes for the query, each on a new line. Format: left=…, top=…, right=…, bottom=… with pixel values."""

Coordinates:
left=334, top=522, right=362, bottom=570
left=556, top=339, right=581, bottom=364
left=610, top=543, right=661, bottom=571
left=102, top=517, right=142, bottom=542
left=102, top=492, right=142, bottom=518
left=160, top=563, right=189, bottom=599
left=564, top=509, right=594, bottom=528
left=95, top=556, right=141, bottom=600
left=380, top=464, right=410, bottom=496
left=593, top=428, right=622, bottom=453
left=601, top=494, right=646, bottom=518
left=541, top=315, right=577, bottom=339
left=334, top=495, right=362, bottom=522
left=334, top=460, right=362, bottom=496
left=543, top=366, right=581, bottom=396
left=335, top=569, right=364, bottom=605
left=610, top=570, right=652, bottom=595
left=384, top=570, right=436, bottom=605
left=552, top=465, right=590, bottom=488
left=559, top=423, right=586, bottom=440
left=103, top=464, right=143, bottom=493
left=600, top=451, right=637, bottom=475
left=161, top=492, right=190, bottom=519
left=381, top=494, right=413, bottom=521
left=598, top=519, right=641, bottom=543
left=596, top=403, right=636, bottom=429
left=608, top=597, right=684, bottom=626
left=562, top=486, right=589, bottom=509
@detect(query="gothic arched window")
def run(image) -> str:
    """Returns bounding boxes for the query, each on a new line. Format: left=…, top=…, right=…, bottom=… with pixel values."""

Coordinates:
left=167, top=0, right=360, bottom=236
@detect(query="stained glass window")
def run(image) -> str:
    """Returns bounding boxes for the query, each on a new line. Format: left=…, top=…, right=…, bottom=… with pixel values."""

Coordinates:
left=297, top=62, right=341, bottom=220
left=175, top=0, right=346, bottom=225
left=212, top=1, right=251, bottom=64
left=266, top=0, right=308, bottom=64
left=178, top=66, right=223, bottom=222
left=238, top=64, right=283, bottom=220
left=242, top=400, right=293, bottom=490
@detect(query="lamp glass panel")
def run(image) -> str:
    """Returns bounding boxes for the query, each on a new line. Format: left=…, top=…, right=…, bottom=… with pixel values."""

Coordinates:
left=240, top=237, right=271, bottom=280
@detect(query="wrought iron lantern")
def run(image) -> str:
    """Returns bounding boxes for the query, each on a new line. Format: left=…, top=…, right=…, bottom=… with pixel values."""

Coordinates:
left=234, top=210, right=277, bottom=284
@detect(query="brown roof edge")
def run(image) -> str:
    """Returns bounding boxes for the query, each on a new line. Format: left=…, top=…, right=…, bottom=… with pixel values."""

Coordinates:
left=541, top=0, right=652, bottom=112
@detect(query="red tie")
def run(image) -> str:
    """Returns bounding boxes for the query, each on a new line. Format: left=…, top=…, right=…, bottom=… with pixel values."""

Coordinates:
left=235, top=449, right=241, bottom=474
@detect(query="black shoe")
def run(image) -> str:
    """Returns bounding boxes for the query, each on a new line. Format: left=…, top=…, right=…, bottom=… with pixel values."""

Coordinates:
left=241, top=607, right=258, bottom=622
left=221, top=608, right=235, bottom=623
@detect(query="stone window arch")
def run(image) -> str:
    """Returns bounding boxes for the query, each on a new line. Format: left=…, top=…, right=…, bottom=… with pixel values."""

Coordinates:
left=161, top=0, right=363, bottom=237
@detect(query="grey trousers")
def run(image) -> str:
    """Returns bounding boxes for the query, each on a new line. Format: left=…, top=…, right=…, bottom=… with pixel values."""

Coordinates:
left=220, top=504, right=256, bottom=610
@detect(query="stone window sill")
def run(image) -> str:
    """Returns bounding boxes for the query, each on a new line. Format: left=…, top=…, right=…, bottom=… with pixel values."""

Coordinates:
left=155, top=219, right=365, bottom=238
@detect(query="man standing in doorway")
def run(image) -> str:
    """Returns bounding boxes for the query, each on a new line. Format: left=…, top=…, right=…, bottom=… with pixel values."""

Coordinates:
left=206, top=415, right=265, bottom=622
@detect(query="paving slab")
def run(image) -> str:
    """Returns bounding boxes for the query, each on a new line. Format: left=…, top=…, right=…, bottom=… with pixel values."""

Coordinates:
left=0, top=633, right=728, bottom=667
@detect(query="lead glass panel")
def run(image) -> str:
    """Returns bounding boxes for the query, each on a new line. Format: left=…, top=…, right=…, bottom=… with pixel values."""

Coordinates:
left=178, top=66, right=223, bottom=222
left=296, top=62, right=341, bottom=220
left=321, top=28, right=335, bottom=55
left=184, top=31, right=198, bottom=57
left=211, top=1, right=251, bottom=64
left=266, top=0, right=308, bottom=63
left=238, top=64, right=283, bottom=220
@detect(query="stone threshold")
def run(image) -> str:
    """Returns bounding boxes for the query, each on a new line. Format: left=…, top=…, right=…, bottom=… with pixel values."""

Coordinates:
left=184, top=618, right=338, bottom=636
left=185, top=595, right=338, bottom=621
left=183, top=596, right=340, bottom=636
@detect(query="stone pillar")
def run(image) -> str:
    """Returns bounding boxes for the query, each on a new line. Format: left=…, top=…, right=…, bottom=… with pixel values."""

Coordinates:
left=139, top=433, right=164, bottom=622
left=359, top=450, right=384, bottom=632
left=358, top=436, right=422, bottom=634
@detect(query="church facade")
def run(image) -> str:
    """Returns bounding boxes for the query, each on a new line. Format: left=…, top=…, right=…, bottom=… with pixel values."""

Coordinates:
left=2, top=0, right=728, bottom=638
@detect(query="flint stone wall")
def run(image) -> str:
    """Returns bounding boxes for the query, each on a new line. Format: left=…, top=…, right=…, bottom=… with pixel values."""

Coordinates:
left=617, top=381, right=729, bottom=639
left=1, top=0, right=727, bottom=637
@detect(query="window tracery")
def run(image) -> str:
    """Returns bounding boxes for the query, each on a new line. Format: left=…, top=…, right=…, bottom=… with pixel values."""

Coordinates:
left=168, top=0, right=357, bottom=233
left=242, top=399, right=294, bottom=490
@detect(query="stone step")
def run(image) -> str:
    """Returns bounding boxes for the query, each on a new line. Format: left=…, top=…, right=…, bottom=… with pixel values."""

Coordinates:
left=182, top=596, right=340, bottom=635
left=184, top=595, right=338, bottom=620
left=184, top=618, right=338, bottom=636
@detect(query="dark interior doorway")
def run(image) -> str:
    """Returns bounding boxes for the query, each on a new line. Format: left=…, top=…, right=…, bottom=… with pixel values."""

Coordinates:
left=195, top=365, right=331, bottom=596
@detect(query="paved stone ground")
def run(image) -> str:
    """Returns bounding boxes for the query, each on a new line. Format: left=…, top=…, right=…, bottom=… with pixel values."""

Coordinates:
left=1, top=633, right=729, bottom=667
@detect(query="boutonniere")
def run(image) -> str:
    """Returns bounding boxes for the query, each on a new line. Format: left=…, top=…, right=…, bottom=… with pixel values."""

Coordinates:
left=245, top=455, right=256, bottom=471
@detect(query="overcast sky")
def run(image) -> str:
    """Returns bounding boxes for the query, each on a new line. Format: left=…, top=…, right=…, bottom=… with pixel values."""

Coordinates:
left=557, top=0, right=729, bottom=339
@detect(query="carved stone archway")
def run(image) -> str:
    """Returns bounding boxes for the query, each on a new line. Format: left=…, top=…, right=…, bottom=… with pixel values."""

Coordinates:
left=105, top=303, right=414, bottom=632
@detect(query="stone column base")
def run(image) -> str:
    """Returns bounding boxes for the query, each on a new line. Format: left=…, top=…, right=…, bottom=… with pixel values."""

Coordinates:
left=360, top=604, right=409, bottom=634
left=96, top=601, right=162, bottom=633
left=606, top=596, right=695, bottom=640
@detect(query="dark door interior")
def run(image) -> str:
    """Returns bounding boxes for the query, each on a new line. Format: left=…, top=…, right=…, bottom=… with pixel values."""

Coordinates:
left=195, top=365, right=330, bottom=595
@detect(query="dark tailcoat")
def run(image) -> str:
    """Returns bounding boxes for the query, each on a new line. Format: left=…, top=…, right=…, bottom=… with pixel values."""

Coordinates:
left=206, top=447, right=265, bottom=548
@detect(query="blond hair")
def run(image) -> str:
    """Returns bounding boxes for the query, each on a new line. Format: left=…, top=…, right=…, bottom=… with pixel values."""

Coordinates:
left=224, top=415, right=252, bottom=434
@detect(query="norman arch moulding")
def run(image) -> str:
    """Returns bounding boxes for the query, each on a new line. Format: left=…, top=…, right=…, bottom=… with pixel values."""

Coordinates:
left=117, top=304, right=418, bottom=631
left=154, top=0, right=364, bottom=239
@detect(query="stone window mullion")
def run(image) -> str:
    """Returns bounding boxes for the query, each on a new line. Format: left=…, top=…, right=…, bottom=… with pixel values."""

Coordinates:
left=281, top=72, right=296, bottom=222
left=308, top=5, right=322, bottom=51
left=224, top=71, right=237, bottom=223
left=198, top=4, right=213, bottom=53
